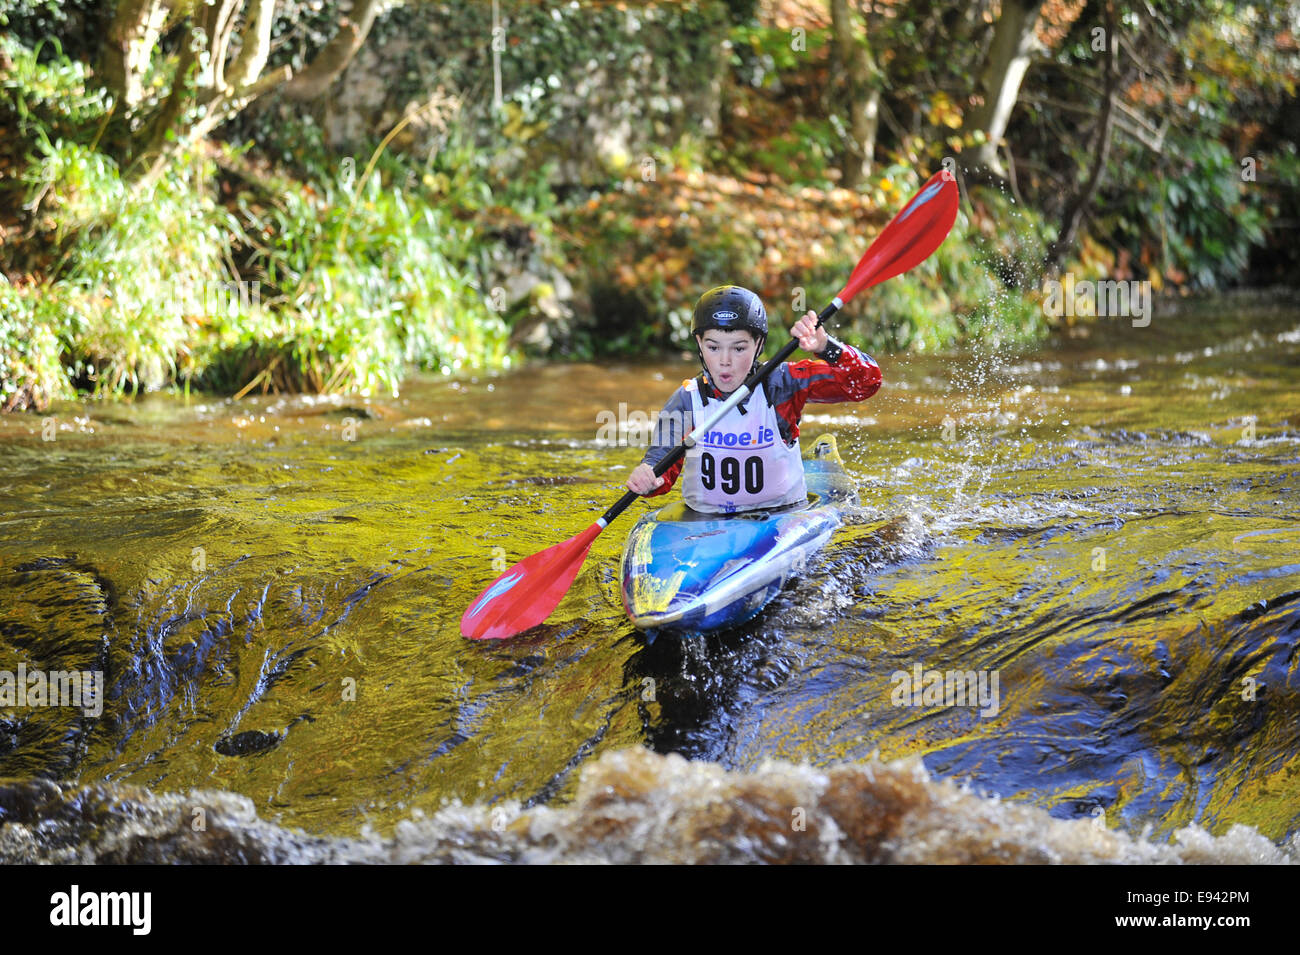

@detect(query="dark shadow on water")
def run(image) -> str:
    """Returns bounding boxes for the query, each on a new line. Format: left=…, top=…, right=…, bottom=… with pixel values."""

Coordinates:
left=624, top=617, right=794, bottom=763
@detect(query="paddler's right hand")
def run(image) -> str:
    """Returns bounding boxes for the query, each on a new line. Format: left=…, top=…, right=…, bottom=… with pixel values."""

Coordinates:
left=627, top=463, right=665, bottom=495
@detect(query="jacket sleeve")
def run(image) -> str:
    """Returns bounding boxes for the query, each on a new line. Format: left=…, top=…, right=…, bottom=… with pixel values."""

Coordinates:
left=763, top=343, right=882, bottom=442
left=637, top=385, right=693, bottom=497
left=786, top=343, right=882, bottom=404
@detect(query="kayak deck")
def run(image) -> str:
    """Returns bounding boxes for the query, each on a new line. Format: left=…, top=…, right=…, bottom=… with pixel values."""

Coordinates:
left=620, top=435, right=856, bottom=634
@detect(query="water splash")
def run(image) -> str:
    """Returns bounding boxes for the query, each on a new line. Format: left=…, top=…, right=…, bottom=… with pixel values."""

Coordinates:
left=1, top=748, right=1293, bottom=864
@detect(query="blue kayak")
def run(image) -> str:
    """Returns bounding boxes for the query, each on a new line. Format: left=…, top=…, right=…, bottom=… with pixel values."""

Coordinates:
left=620, top=434, right=857, bottom=634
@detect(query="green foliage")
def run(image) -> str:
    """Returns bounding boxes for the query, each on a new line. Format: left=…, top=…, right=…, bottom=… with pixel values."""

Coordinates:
left=564, top=183, right=764, bottom=358
left=0, top=34, right=111, bottom=137
left=0, top=279, right=68, bottom=411
left=750, top=118, right=840, bottom=188
left=1157, top=137, right=1268, bottom=289
left=236, top=114, right=529, bottom=381
left=1101, top=134, right=1273, bottom=290
left=797, top=170, right=1048, bottom=353
left=721, top=22, right=841, bottom=188
left=1252, top=144, right=1300, bottom=280
left=565, top=163, right=1045, bottom=359
left=720, top=0, right=760, bottom=25
left=8, top=0, right=1295, bottom=409
left=223, top=163, right=510, bottom=395
left=0, top=0, right=109, bottom=61
left=1021, top=0, right=1298, bottom=291
left=248, top=1, right=731, bottom=191
left=729, top=22, right=830, bottom=82
left=24, top=136, right=237, bottom=393
left=1, top=30, right=519, bottom=402
left=22, top=123, right=514, bottom=398
left=962, top=183, right=1051, bottom=292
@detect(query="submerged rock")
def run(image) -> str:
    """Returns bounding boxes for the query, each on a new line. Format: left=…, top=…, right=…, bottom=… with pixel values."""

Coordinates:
left=214, top=730, right=285, bottom=758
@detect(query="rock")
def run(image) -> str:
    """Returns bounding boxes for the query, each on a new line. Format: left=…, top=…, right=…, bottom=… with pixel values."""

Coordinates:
left=214, top=730, right=285, bottom=758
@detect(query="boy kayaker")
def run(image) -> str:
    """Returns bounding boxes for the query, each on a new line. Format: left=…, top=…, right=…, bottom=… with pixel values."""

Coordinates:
left=625, top=285, right=881, bottom=513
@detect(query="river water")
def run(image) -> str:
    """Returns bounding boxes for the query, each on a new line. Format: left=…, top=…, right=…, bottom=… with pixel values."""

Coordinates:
left=1, top=297, right=1297, bottom=863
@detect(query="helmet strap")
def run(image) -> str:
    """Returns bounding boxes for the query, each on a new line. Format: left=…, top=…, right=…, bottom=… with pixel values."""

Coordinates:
left=735, top=333, right=765, bottom=414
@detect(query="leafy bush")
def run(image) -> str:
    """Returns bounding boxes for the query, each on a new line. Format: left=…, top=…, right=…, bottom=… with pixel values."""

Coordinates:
left=852, top=188, right=1048, bottom=353
left=23, top=135, right=240, bottom=393
left=0, top=1, right=109, bottom=62
left=221, top=165, right=511, bottom=395
left=3, top=36, right=240, bottom=395
left=1098, top=135, right=1273, bottom=291
left=1158, top=138, right=1268, bottom=289
left=0, top=34, right=111, bottom=138
left=3, top=33, right=515, bottom=400
left=0, top=279, right=67, bottom=411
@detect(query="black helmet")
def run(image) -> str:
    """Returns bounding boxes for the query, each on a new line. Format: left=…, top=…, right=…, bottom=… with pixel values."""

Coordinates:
left=691, top=286, right=767, bottom=340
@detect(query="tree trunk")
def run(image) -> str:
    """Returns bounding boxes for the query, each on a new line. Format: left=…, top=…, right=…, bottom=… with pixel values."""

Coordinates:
left=132, top=0, right=241, bottom=173
left=101, top=0, right=170, bottom=110
left=1045, top=2, right=1120, bottom=276
left=126, top=0, right=380, bottom=181
left=965, top=0, right=1043, bottom=179
left=829, top=0, right=880, bottom=189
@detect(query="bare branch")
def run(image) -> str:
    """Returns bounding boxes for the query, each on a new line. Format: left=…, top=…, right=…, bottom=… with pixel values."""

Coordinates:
left=1019, top=94, right=1168, bottom=152
left=1046, top=1, right=1121, bottom=275
left=226, top=0, right=278, bottom=92
left=137, top=63, right=292, bottom=190
left=281, top=0, right=381, bottom=101
left=206, top=0, right=243, bottom=96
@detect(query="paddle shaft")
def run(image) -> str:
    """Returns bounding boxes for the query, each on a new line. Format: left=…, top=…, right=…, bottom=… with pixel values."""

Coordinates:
left=597, top=298, right=843, bottom=527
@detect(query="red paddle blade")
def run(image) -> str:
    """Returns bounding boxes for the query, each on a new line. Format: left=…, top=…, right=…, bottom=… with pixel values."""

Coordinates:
left=461, top=522, right=605, bottom=640
left=838, top=169, right=960, bottom=304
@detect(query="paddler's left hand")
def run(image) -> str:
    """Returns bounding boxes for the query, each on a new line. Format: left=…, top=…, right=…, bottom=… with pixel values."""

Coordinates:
left=791, top=310, right=827, bottom=354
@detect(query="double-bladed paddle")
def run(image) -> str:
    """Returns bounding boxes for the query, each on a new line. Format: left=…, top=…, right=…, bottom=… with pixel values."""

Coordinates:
left=462, top=169, right=960, bottom=640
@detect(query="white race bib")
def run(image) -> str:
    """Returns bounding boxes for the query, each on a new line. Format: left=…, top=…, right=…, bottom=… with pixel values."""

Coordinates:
left=682, top=379, right=807, bottom=513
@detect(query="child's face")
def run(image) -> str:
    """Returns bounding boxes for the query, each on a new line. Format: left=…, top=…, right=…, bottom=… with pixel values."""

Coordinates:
left=696, top=329, right=760, bottom=392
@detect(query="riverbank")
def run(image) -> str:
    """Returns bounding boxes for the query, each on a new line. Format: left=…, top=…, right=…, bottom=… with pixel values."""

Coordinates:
left=4, top=0, right=1295, bottom=411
